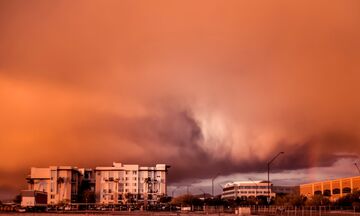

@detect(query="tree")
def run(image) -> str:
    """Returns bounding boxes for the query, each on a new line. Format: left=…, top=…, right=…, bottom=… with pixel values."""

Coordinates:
left=306, top=194, right=330, bottom=206
left=335, top=190, right=360, bottom=207
left=159, top=196, right=172, bottom=204
left=78, top=179, right=95, bottom=203
left=275, top=193, right=307, bottom=206
left=171, top=194, right=203, bottom=207
left=13, top=194, right=22, bottom=204
left=82, top=190, right=96, bottom=203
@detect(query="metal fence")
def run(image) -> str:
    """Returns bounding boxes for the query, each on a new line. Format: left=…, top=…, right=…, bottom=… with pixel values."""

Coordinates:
left=251, top=206, right=360, bottom=216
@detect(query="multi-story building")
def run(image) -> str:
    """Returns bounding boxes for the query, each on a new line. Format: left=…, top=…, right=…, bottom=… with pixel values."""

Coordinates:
left=26, top=166, right=81, bottom=204
left=272, top=186, right=299, bottom=195
left=95, top=162, right=169, bottom=205
left=300, top=176, right=360, bottom=201
left=222, top=181, right=276, bottom=200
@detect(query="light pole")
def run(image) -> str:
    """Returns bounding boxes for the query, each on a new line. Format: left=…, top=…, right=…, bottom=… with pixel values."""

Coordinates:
left=267, top=152, right=284, bottom=204
left=212, top=173, right=220, bottom=198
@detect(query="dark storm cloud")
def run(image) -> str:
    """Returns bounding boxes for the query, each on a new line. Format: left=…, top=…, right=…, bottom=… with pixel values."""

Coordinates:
left=0, top=0, right=360, bottom=199
left=69, top=106, right=360, bottom=183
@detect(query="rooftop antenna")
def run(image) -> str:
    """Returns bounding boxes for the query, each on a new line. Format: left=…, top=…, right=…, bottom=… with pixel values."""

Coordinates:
left=354, top=163, right=360, bottom=175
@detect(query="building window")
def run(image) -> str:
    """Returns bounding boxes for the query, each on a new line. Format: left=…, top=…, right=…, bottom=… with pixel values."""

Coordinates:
left=125, top=171, right=129, bottom=175
left=333, top=188, right=340, bottom=194
left=133, top=171, right=137, bottom=175
left=323, top=190, right=331, bottom=196
left=133, top=183, right=137, bottom=186
left=343, top=187, right=351, bottom=193
left=133, top=177, right=137, bottom=180
left=51, top=195, right=55, bottom=199
left=314, top=190, right=322, bottom=195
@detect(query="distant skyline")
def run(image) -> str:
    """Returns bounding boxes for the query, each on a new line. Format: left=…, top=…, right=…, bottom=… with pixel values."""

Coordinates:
left=1, top=0, right=360, bottom=200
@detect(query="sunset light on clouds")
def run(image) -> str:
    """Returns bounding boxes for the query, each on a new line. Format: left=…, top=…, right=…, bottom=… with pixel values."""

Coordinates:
left=0, top=0, right=360, bottom=199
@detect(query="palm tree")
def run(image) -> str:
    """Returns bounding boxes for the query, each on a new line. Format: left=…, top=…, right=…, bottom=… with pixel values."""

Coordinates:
left=26, top=178, right=34, bottom=190
left=144, top=177, right=152, bottom=193
left=57, top=177, right=65, bottom=202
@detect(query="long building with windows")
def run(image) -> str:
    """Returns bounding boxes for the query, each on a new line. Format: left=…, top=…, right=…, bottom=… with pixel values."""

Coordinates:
left=95, top=162, right=170, bottom=205
left=26, top=166, right=82, bottom=204
left=300, top=176, right=360, bottom=201
left=222, top=181, right=276, bottom=199
left=24, top=163, right=169, bottom=205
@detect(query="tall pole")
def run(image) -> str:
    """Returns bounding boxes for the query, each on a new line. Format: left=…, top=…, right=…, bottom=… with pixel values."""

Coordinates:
left=267, top=163, right=270, bottom=203
left=211, top=173, right=220, bottom=198
left=267, top=152, right=284, bottom=205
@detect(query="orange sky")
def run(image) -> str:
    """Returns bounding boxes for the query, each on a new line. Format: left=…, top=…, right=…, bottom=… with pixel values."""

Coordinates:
left=1, top=0, right=360, bottom=199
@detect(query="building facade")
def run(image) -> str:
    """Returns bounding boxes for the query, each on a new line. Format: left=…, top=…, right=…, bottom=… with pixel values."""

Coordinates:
left=222, top=181, right=276, bottom=200
left=26, top=166, right=81, bottom=204
left=272, top=186, right=299, bottom=195
left=300, top=176, right=360, bottom=201
left=95, top=162, right=169, bottom=204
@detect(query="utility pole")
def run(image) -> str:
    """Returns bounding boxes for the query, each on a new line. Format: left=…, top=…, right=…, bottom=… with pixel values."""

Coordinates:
left=267, top=152, right=284, bottom=205
left=211, top=173, right=220, bottom=198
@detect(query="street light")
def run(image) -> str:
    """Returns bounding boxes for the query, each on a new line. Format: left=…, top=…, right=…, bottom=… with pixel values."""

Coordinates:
left=267, top=151, right=284, bottom=204
left=212, top=173, right=220, bottom=197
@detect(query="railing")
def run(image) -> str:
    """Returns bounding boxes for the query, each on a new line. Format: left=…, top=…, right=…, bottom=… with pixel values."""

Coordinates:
left=250, top=205, right=360, bottom=216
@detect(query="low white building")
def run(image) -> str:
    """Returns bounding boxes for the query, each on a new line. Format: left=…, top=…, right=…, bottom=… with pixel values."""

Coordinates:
left=222, top=180, right=275, bottom=200
left=95, top=162, right=170, bottom=205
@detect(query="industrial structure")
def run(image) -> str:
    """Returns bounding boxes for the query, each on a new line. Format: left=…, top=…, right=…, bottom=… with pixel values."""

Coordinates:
left=300, top=175, right=360, bottom=201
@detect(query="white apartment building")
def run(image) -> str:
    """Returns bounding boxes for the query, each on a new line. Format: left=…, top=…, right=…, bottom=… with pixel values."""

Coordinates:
left=26, top=166, right=81, bottom=204
left=222, top=181, right=276, bottom=200
left=95, top=162, right=169, bottom=205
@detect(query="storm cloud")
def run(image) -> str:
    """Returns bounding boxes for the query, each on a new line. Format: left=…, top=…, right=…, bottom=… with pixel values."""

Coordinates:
left=1, top=0, right=360, bottom=199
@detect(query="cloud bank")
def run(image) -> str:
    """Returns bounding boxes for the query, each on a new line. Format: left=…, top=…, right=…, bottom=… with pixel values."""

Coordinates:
left=0, top=0, right=360, bottom=198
